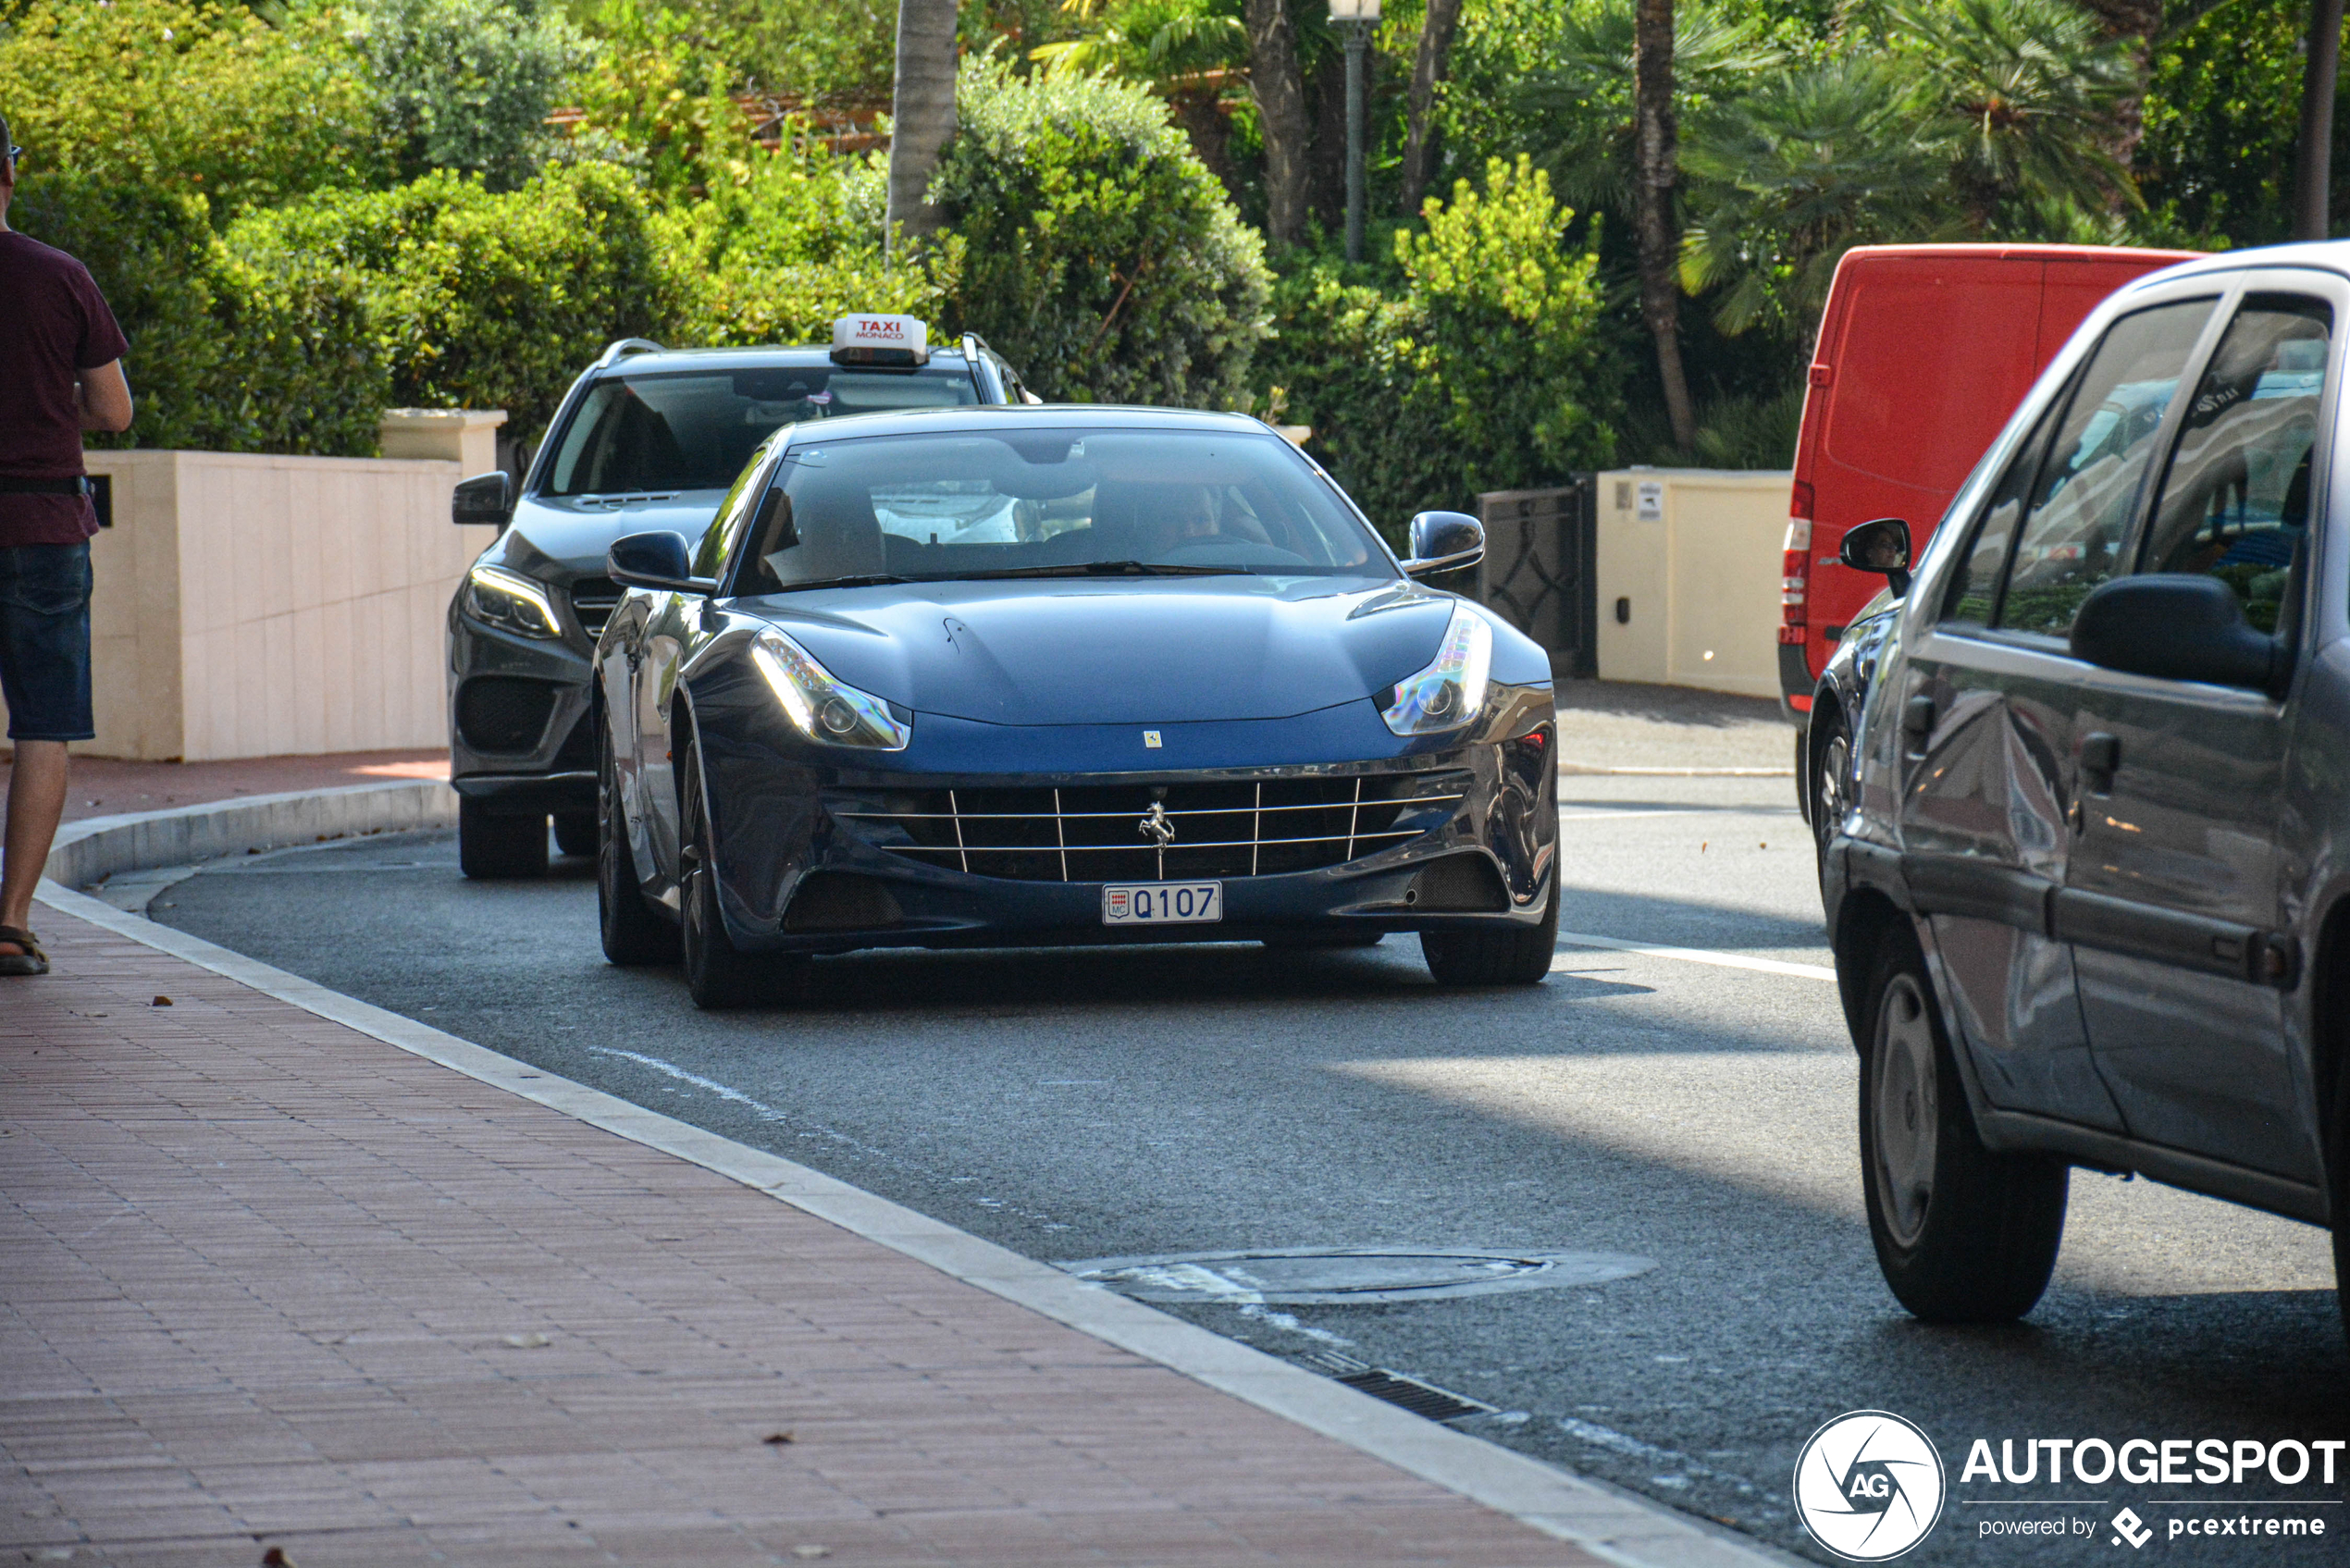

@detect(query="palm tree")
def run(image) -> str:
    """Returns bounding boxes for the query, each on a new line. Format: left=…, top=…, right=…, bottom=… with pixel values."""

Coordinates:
left=1898, top=0, right=2137, bottom=232
left=887, top=0, right=959, bottom=253
left=1400, top=0, right=1465, bottom=216
left=1678, top=56, right=1952, bottom=336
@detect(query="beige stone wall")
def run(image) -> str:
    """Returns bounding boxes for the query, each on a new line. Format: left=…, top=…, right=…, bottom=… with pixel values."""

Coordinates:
left=3, top=432, right=502, bottom=760
left=1594, top=469, right=1793, bottom=699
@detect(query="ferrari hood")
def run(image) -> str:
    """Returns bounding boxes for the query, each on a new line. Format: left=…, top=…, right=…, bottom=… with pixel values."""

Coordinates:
left=751, top=575, right=1456, bottom=725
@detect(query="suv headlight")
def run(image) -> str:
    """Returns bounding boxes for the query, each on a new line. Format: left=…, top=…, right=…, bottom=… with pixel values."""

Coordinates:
left=464, top=563, right=562, bottom=639
left=1380, top=605, right=1491, bottom=735
left=750, top=628, right=912, bottom=750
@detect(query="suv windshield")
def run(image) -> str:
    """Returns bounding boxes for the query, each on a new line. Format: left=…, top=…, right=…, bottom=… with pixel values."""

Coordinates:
left=542, top=366, right=980, bottom=498
left=735, top=429, right=1387, bottom=592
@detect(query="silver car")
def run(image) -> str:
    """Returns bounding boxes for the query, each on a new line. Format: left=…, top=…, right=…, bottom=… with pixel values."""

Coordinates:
left=1821, top=242, right=2348, bottom=1339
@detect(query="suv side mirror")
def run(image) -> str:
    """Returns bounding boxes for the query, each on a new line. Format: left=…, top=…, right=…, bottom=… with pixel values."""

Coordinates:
left=1402, top=511, right=1484, bottom=578
left=2071, top=574, right=2281, bottom=692
left=1838, top=516, right=1912, bottom=598
left=608, top=531, right=714, bottom=594
left=452, top=471, right=513, bottom=528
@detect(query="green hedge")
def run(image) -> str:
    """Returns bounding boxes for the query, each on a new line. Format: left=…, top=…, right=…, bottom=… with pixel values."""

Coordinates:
left=933, top=59, right=1271, bottom=409
left=13, top=176, right=387, bottom=456
left=230, top=164, right=677, bottom=444
left=1259, top=158, right=1620, bottom=536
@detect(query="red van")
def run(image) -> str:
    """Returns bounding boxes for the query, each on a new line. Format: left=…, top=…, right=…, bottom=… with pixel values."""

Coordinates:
left=1777, top=243, right=2200, bottom=713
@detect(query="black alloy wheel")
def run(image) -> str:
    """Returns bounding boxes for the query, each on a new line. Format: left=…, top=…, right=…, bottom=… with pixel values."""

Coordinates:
left=1859, top=921, right=2069, bottom=1322
left=458, top=796, right=547, bottom=880
left=553, top=810, right=598, bottom=858
left=678, top=736, right=803, bottom=1008
left=1812, top=707, right=1851, bottom=871
left=2331, top=1070, right=2350, bottom=1352
left=1419, top=874, right=1559, bottom=986
left=598, top=722, right=679, bottom=966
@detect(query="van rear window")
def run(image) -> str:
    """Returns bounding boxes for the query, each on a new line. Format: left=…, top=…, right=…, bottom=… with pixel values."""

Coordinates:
left=1824, top=269, right=2043, bottom=494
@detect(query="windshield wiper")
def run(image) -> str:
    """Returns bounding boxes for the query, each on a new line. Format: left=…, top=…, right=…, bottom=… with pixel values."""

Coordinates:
left=942, top=561, right=1251, bottom=580
left=770, top=574, right=912, bottom=593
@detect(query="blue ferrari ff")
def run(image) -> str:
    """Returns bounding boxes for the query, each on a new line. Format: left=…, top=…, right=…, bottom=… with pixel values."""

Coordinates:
left=593, top=405, right=1559, bottom=1006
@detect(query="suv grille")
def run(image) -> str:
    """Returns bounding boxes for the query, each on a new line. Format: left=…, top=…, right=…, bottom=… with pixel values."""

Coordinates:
left=568, top=576, right=622, bottom=637
left=830, top=772, right=1469, bottom=883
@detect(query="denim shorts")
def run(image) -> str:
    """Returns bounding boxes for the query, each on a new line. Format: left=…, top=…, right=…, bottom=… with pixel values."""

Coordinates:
left=0, top=542, right=95, bottom=743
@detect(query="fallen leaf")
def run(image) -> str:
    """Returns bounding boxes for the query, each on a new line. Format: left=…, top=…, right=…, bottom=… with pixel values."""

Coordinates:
left=501, top=1332, right=551, bottom=1350
left=762, top=1431, right=795, bottom=1445
left=261, top=1549, right=295, bottom=1567
left=152, top=996, right=173, bottom=1007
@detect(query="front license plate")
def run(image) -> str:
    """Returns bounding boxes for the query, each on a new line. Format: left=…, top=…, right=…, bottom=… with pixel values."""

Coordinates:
left=1102, top=882, right=1223, bottom=925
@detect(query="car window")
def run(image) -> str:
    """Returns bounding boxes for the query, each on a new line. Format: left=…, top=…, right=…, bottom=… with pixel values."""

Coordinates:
left=2138, top=296, right=2330, bottom=635
left=541, top=366, right=980, bottom=498
left=735, top=429, right=1386, bottom=593
left=1993, top=300, right=2216, bottom=638
left=692, top=438, right=782, bottom=579
left=1942, top=398, right=2062, bottom=626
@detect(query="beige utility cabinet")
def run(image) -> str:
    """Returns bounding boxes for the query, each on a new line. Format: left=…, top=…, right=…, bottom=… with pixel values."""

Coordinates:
left=1592, top=468, right=1792, bottom=700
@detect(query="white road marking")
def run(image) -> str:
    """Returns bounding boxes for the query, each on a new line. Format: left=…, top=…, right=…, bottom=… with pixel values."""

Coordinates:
left=1553, top=932, right=1837, bottom=983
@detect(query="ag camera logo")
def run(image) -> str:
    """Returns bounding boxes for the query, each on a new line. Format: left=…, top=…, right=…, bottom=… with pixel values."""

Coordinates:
left=1794, top=1411, right=1948, bottom=1561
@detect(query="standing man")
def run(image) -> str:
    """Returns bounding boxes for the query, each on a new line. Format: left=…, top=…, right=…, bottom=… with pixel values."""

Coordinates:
left=0, top=115, right=135, bottom=976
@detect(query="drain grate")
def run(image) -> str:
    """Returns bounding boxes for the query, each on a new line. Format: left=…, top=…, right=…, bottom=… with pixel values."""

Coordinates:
left=1335, top=1368, right=1495, bottom=1423
left=1308, top=1352, right=1495, bottom=1423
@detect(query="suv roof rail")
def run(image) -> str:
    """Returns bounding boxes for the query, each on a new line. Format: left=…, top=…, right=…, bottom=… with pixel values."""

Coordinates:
left=596, top=338, right=666, bottom=370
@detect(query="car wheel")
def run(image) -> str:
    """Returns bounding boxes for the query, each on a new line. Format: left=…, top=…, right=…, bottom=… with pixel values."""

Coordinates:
left=678, top=736, right=802, bottom=1009
left=2331, top=1068, right=2350, bottom=1352
left=1420, top=876, right=1558, bottom=986
left=598, top=724, right=679, bottom=967
left=458, top=797, right=547, bottom=879
left=1860, top=921, right=2069, bottom=1323
left=553, top=810, right=597, bottom=858
left=1812, top=706, right=1850, bottom=870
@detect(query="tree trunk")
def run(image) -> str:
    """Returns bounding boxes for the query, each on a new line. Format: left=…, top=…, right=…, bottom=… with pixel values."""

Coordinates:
left=2296, top=0, right=2346, bottom=241
left=1244, top=0, right=1312, bottom=247
left=1633, top=0, right=1695, bottom=450
left=886, top=0, right=959, bottom=256
left=1400, top=0, right=1464, bottom=216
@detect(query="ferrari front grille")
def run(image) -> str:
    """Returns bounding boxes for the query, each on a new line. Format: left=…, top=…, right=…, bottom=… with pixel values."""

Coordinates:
left=829, top=772, right=1469, bottom=883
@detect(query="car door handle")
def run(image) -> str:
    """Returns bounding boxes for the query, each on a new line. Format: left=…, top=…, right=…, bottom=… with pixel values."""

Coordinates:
left=2081, top=731, right=2120, bottom=795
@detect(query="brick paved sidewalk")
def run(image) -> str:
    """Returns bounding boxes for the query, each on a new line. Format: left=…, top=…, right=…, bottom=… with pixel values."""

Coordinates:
left=3, top=907, right=1606, bottom=1568
left=0, top=750, right=449, bottom=828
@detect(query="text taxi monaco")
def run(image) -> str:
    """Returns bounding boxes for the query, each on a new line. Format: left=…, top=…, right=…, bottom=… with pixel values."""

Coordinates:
left=444, top=316, right=1033, bottom=878
left=590, top=404, right=1560, bottom=1006
left=1814, top=241, right=2350, bottom=1339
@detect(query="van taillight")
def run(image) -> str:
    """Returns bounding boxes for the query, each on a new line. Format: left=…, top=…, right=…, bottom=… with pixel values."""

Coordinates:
left=1781, top=483, right=1814, bottom=638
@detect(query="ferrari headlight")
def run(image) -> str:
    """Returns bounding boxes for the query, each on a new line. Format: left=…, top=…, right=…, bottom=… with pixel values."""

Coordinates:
left=1380, top=605, right=1492, bottom=735
left=464, top=563, right=562, bottom=639
left=750, top=628, right=912, bottom=750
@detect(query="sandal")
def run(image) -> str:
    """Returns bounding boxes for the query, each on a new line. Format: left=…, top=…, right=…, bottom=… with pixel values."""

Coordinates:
left=0, top=925, right=49, bottom=977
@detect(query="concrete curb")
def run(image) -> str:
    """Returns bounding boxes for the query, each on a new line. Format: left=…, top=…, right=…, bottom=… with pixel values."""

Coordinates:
left=43, top=778, right=457, bottom=891
left=35, top=793, right=1800, bottom=1568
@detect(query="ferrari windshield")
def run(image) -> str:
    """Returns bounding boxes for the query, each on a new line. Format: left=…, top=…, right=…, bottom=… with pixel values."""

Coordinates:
left=543, top=367, right=980, bottom=498
left=736, top=429, right=1387, bottom=591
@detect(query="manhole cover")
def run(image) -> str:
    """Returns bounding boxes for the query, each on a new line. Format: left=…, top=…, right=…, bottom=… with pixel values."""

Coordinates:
left=1055, top=1246, right=1655, bottom=1305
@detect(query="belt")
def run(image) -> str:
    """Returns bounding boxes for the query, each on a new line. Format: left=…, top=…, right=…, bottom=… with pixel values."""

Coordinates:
left=0, top=476, right=93, bottom=497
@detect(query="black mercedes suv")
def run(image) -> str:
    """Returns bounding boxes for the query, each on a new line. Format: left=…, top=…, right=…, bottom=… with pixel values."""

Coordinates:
left=445, top=326, right=1033, bottom=876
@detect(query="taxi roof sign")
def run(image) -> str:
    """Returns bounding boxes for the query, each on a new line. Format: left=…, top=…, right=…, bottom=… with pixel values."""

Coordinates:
left=831, top=315, right=930, bottom=366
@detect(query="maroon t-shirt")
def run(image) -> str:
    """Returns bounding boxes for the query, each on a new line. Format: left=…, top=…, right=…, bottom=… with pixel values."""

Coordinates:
left=0, top=229, right=130, bottom=546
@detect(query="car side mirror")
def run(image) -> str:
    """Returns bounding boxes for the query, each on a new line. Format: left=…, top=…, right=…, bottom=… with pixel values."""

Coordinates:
left=452, top=471, right=513, bottom=528
left=608, top=530, right=715, bottom=594
left=1838, top=516, right=1912, bottom=598
left=2070, top=574, right=2281, bottom=693
left=1402, top=511, right=1484, bottom=579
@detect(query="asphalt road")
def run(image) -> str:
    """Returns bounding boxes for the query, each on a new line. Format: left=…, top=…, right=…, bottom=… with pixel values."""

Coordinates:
left=148, top=770, right=2347, bottom=1565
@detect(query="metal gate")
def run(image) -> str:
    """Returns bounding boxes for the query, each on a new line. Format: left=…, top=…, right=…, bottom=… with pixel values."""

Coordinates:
left=1473, top=477, right=1597, bottom=677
